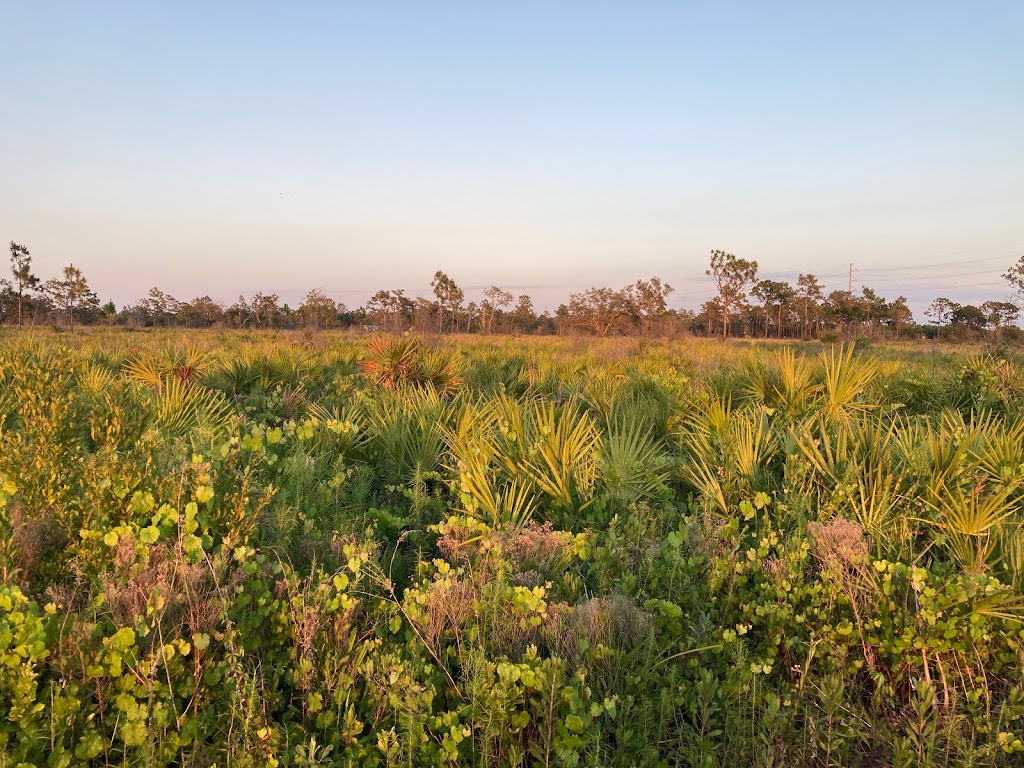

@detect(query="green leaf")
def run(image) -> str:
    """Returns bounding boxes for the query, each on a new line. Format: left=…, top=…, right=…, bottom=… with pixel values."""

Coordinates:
left=565, top=714, right=585, bottom=733
left=75, top=732, right=104, bottom=760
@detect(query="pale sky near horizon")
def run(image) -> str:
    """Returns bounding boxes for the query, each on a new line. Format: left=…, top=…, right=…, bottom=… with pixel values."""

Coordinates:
left=2, top=2, right=1022, bottom=316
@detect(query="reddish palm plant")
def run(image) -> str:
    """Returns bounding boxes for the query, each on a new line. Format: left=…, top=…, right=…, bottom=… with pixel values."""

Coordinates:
left=359, top=337, right=420, bottom=390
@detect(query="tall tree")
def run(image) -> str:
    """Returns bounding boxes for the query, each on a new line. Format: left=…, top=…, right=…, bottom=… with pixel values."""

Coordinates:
left=251, top=293, right=281, bottom=327
left=482, top=286, right=514, bottom=334
left=885, top=296, right=913, bottom=338
left=412, top=296, right=438, bottom=333
left=706, top=250, right=758, bottom=339
left=431, top=271, right=464, bottom=333
left=752, top=279, right=794, bottom=339
left=697, top=298, right=724, bottom=337
left=365, top=289, right=412, bottom=331
left=227, top=295, right=251, bottom=327
left=510, top=294, right=536, bottom=334
left=9, top=242, right=39, bottom=327
left=1002, top=255, right=1024, bottom=299
left=566, top=287, right=632, bottom=336
left=138, top=287, right=182, bottom=326
left=925, top=297, right=958, bottom=337
left=981, top=300, right=1019, bottom=341
left=860, top=287, right=887, bottom=337
left=795, top=274, right=824, bottom=339
left=631, top=277, right=674, bottom=335
left=180, top=296, right=224, bottom=328
left=43, top=264, right=94, bottom=330
left=825, top=290, right=866, bottom=336
left=298, top=289, right=340, bottom=329
left=950, top=304, right=987, bottom=333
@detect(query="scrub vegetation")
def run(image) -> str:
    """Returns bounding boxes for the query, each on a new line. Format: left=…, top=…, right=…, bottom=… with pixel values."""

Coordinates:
left=2, top=330, right=1024, bottom=766
left=8, top=242, right=1024, bottom=344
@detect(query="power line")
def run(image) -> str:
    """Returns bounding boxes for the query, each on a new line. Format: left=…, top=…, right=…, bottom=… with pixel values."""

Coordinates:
left=859, top=268, right=1007, bottom=284
left=855, top=253, right=1019, bottom=274
left=930, top=280, right=1017, bottom=290
left=748, top=251, right=1020, bottom=280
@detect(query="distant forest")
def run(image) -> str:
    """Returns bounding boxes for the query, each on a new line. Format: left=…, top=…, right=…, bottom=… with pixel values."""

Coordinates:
left=6, top=242, right=1024, bottom=342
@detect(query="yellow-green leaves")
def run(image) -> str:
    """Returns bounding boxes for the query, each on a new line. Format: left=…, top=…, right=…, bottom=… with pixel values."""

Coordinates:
left=0, top=475, right=15, bottom=506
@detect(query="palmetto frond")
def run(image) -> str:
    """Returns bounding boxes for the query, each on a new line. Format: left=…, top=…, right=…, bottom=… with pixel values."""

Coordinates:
left=819, top=344, right=889, bottom=422
left=419, top=348, right=464, bottom=397
left=773, top=347, right=821, bottom=417
left=125, top=343, right=212, bottom=388
left=359, top=336, right=420, bottom=390
left=517, top=400, right=601, bottom=514
left=918, top=481, right=1020, bottom=574
left=151, top=375, right=235, bottom=438
left=601, top=418, right=671, bottom=506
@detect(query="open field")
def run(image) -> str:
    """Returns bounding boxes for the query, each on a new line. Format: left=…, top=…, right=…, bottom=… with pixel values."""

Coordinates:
left=2, top=331, right=1024, bottom=766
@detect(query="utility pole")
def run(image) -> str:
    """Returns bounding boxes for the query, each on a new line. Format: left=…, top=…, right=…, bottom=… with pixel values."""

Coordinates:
left=848, top=263, right=855, bottom=292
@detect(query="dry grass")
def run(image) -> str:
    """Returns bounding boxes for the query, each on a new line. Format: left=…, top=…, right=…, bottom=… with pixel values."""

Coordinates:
left=807, top=517, right=881, bottom=669
left=546, top=595, right=652, bottom=667
left=497, top=522, right=575, bottom=581
left=101, top=542, right=240, bottom=647
left=5, top=504, right=66, bottom=587
left=807, top=517, right=870, bottom=571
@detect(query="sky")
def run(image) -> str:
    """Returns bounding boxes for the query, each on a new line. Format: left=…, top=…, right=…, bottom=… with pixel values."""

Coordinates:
left=2, top=2, right=1022, bottom=316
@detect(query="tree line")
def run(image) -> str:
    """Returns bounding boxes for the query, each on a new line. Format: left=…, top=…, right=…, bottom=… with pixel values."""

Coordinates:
left=5, top=241, right=1024, bottom=341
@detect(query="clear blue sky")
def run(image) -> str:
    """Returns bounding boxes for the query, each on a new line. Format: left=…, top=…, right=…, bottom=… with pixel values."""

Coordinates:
left=2, top=2, right=1022, bottom=315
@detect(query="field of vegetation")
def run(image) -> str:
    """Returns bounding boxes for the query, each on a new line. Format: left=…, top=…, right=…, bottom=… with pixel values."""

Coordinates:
left=2, top=330, right=1024, bottom=767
